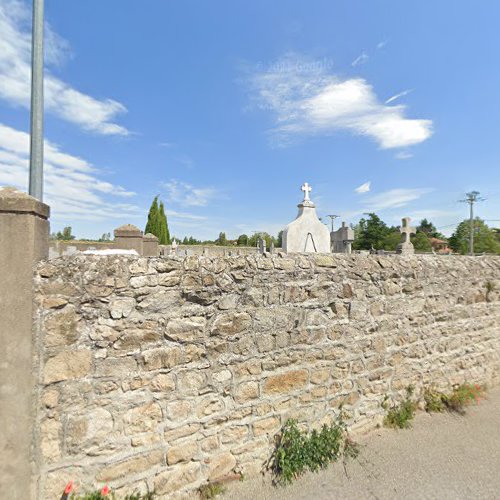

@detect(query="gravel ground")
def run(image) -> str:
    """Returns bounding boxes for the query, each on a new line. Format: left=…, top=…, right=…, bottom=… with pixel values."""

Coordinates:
left=223, top=387, right=500, bottom=500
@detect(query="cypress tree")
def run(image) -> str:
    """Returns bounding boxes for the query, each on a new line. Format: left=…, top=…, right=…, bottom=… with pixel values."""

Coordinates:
left=145, top=196, right=159, bottom=237
left=159, top=201, right=171, bottom=245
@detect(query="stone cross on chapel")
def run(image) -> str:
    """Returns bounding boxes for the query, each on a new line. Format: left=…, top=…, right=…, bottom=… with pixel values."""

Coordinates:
left=301, top=182, right=312, bottom=202
left=400, top=217, right=416, bottom=243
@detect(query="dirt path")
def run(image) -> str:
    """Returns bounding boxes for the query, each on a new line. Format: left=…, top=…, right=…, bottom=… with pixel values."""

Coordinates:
left=224, top=387, right=500, bottom=500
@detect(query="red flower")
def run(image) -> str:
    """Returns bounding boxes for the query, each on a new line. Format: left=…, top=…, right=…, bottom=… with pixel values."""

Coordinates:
left=64, top=481, right=74, bottom=495
left=101, top=485, right=110, bottom=496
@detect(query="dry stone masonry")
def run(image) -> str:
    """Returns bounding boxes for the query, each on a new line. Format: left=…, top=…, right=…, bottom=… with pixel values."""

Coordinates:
left=33, top=253, right=500, bottom=498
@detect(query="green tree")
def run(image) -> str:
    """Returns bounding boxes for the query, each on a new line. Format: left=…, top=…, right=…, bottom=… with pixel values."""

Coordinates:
left=158, top=201, right=170, bottom=245
left=411, top=232, right=433, bottom=252
left=55, top=226, right=75, bottom=241
left=216, top=232, right=228, bottom=246
left=449, top=218, right=500, bottom=254
left=237, top=234, right=249, bottom=246
left=417, top=218, right=443, bottom=239
left=145, top=196, right=159, bottom=236
left=145, top=196, right=170, bottom=245
left=352, top=213, right=390, bottom=250
left=382, top=231, right=401, bottom=251
left=276, top=230, right=283, bottom=248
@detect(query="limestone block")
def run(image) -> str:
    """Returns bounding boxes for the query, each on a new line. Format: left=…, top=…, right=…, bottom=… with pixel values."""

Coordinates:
left=165, top=423, right=201, bottom=443
left=44, top=305, right=80, bottom=347
left=167, top=441, right=198, bottom=465
left=252, top=416, right=281, bottom=436
left=207, top=452, right=237, bottom=481
left=234, top=381, right=259, bottom=403
left=142, top=347, right=182, bottom=370
left=263, top=370, right=308, bottom=395
left=123, top=402, right=162, bottom=435
left=97, top=449, right=164, bottom=482
left=44, top=350, right=92, bottom=384
left=109, top=297, right=136, bottom=319
left=154, top=462, right=201, bottom=496
left=211, top=312, right=252, bottom=336
left=166, top=317, right=206, bottom=342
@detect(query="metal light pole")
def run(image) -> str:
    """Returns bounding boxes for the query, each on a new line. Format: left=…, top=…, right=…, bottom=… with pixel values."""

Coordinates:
left=29, top=0, right=44, bottom=201
left=327, top=214, right=339, bottom=233
left=460, top=191, right=484, bottom=256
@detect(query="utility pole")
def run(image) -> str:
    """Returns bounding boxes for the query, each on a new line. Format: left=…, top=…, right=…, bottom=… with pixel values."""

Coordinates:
left=460, top=191, right=484, bottom=256
left=327, top=214, right=340, bottom=233
left=29, top=0, right=45, bottom=201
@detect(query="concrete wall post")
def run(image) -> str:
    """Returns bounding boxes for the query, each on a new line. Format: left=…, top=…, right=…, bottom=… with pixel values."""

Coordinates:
left=0, top=187, right=49, bottom=499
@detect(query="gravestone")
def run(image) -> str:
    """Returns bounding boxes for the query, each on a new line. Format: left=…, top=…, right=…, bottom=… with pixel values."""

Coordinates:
left=396, top=217, right=416, bottom=255
left=331, top=221, right=355, bottom=254
left=282, top=182, right=330, bottom=253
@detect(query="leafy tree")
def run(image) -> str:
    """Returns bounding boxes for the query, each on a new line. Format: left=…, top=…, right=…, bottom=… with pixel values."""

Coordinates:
left=248, top=232, right=274, bottom=248
left=352, top=213, right=390, bottom=250
left=98, top=232, right=111, bottom=242
left=216, top=232, right=228, bottom=246
left=449, top=218, right=500, bottom=254
left=276, top=230, right=283, bottom=248
left=237, top=234, right=249, bottom=246
left=411, top=232, right=433, bottom=252
left=54, top=226, right=75, bottom=241
left=417, top=218, right=444, bottom=239
left=382, top=231, right=401, bottom=251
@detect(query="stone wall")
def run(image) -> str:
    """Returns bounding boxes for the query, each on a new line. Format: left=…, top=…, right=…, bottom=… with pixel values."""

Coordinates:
left=33, top=254, right=500, bottom=498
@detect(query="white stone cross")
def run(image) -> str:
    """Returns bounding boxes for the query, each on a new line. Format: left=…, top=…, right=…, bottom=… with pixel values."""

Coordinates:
left=400, top=217, right=416, bottom=243
left=301, top=182, right=312, bottom=201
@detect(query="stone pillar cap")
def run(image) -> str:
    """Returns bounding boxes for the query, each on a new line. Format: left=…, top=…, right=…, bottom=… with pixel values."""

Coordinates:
left=114, top=224, right=143, bottom=237
left=0, top=186, right=50, bottom=218
left=143, top=233, right=159, bottom=241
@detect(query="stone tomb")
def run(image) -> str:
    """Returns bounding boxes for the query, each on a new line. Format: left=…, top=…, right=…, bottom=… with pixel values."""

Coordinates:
left=282, top=182, right=331, bottom=253
left=331, top=221, right=355, bottom=254
left=396, top=217, right=416, bottom=255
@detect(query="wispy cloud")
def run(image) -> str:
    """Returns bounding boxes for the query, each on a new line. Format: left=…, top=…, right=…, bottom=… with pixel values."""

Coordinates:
left=352, top=51, right=369, bottom=67
left=377, top=40, right=389, bottom=50
left=385, top=89, right=414, bottom=105
left=363, top=188, right=433, bottom=211
left=355, top=181, right=371, bottom=194
left=161, top=179, right=219, bottom=207
left=0, top=123, right=139, bottom=222
left=394, top=151, right=413, bottom=160
left=159, top=142, right=175, bottom=148
left=0, top=0, right=129, bottom=135
left=246, top=53, right=433, bottom=149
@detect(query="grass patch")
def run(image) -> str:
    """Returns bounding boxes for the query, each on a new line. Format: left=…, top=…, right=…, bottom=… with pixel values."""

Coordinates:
left=383, top=386, right=417, bottom=429
left=199, top=482, right=226, bottom=499
left=270, top=414, right=358, bottom=484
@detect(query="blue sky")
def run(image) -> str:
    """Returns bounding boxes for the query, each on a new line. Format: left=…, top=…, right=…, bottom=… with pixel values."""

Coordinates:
left=0, top=0, right=499, bottom=239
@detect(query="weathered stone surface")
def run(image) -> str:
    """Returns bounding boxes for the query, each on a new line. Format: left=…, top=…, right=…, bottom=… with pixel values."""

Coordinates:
left=167, top=440, right=198, bottom=465
left=166, top=317, right=206, bottom=342
left=154, top=462, right=201, bottom=496
left=142, top=347, right=182, bottom=370
left=263, top=370, right=308, bottom=394
left=97, top=450, right=164, bottom=482
left=211, top=312, right=252, bottom=336
left=44, top=350, right=92, bottom=384
left=33, top=254, right=500, bottom=498
left=207, top=452, right=237, bottom=481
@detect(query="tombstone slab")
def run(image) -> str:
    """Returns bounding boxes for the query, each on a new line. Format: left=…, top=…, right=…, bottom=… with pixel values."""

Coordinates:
left=282, top=182, right=331, bottom=253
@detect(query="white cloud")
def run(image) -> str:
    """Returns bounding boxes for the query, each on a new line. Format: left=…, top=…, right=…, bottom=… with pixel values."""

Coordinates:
left=377, top=40, right=389, bottom=50
left=355, top=181, right=371, bottom=194
left=352, top=51, right=369, bottom=67
left=247, top=53, right=433, bottom=149
left=0, top=0, right=129, bottom=135
left=385, top=89, right=414, bottom=105
left=0, top=123, right=139, bottom=222
left=161, top=179, right=219, bottom=207
left=363, top=188, right=433, bottom=211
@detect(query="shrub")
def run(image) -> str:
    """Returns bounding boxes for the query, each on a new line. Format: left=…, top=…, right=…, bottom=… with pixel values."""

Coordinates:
left=199, top=482, right=226, bottom=499
left=423, top=389, right=446, bottom=413
left=383, top=386, right=417, bottom=429
left=271, top=415, right=358, bottom=484
left=443, top=383, right=485, bottom=414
